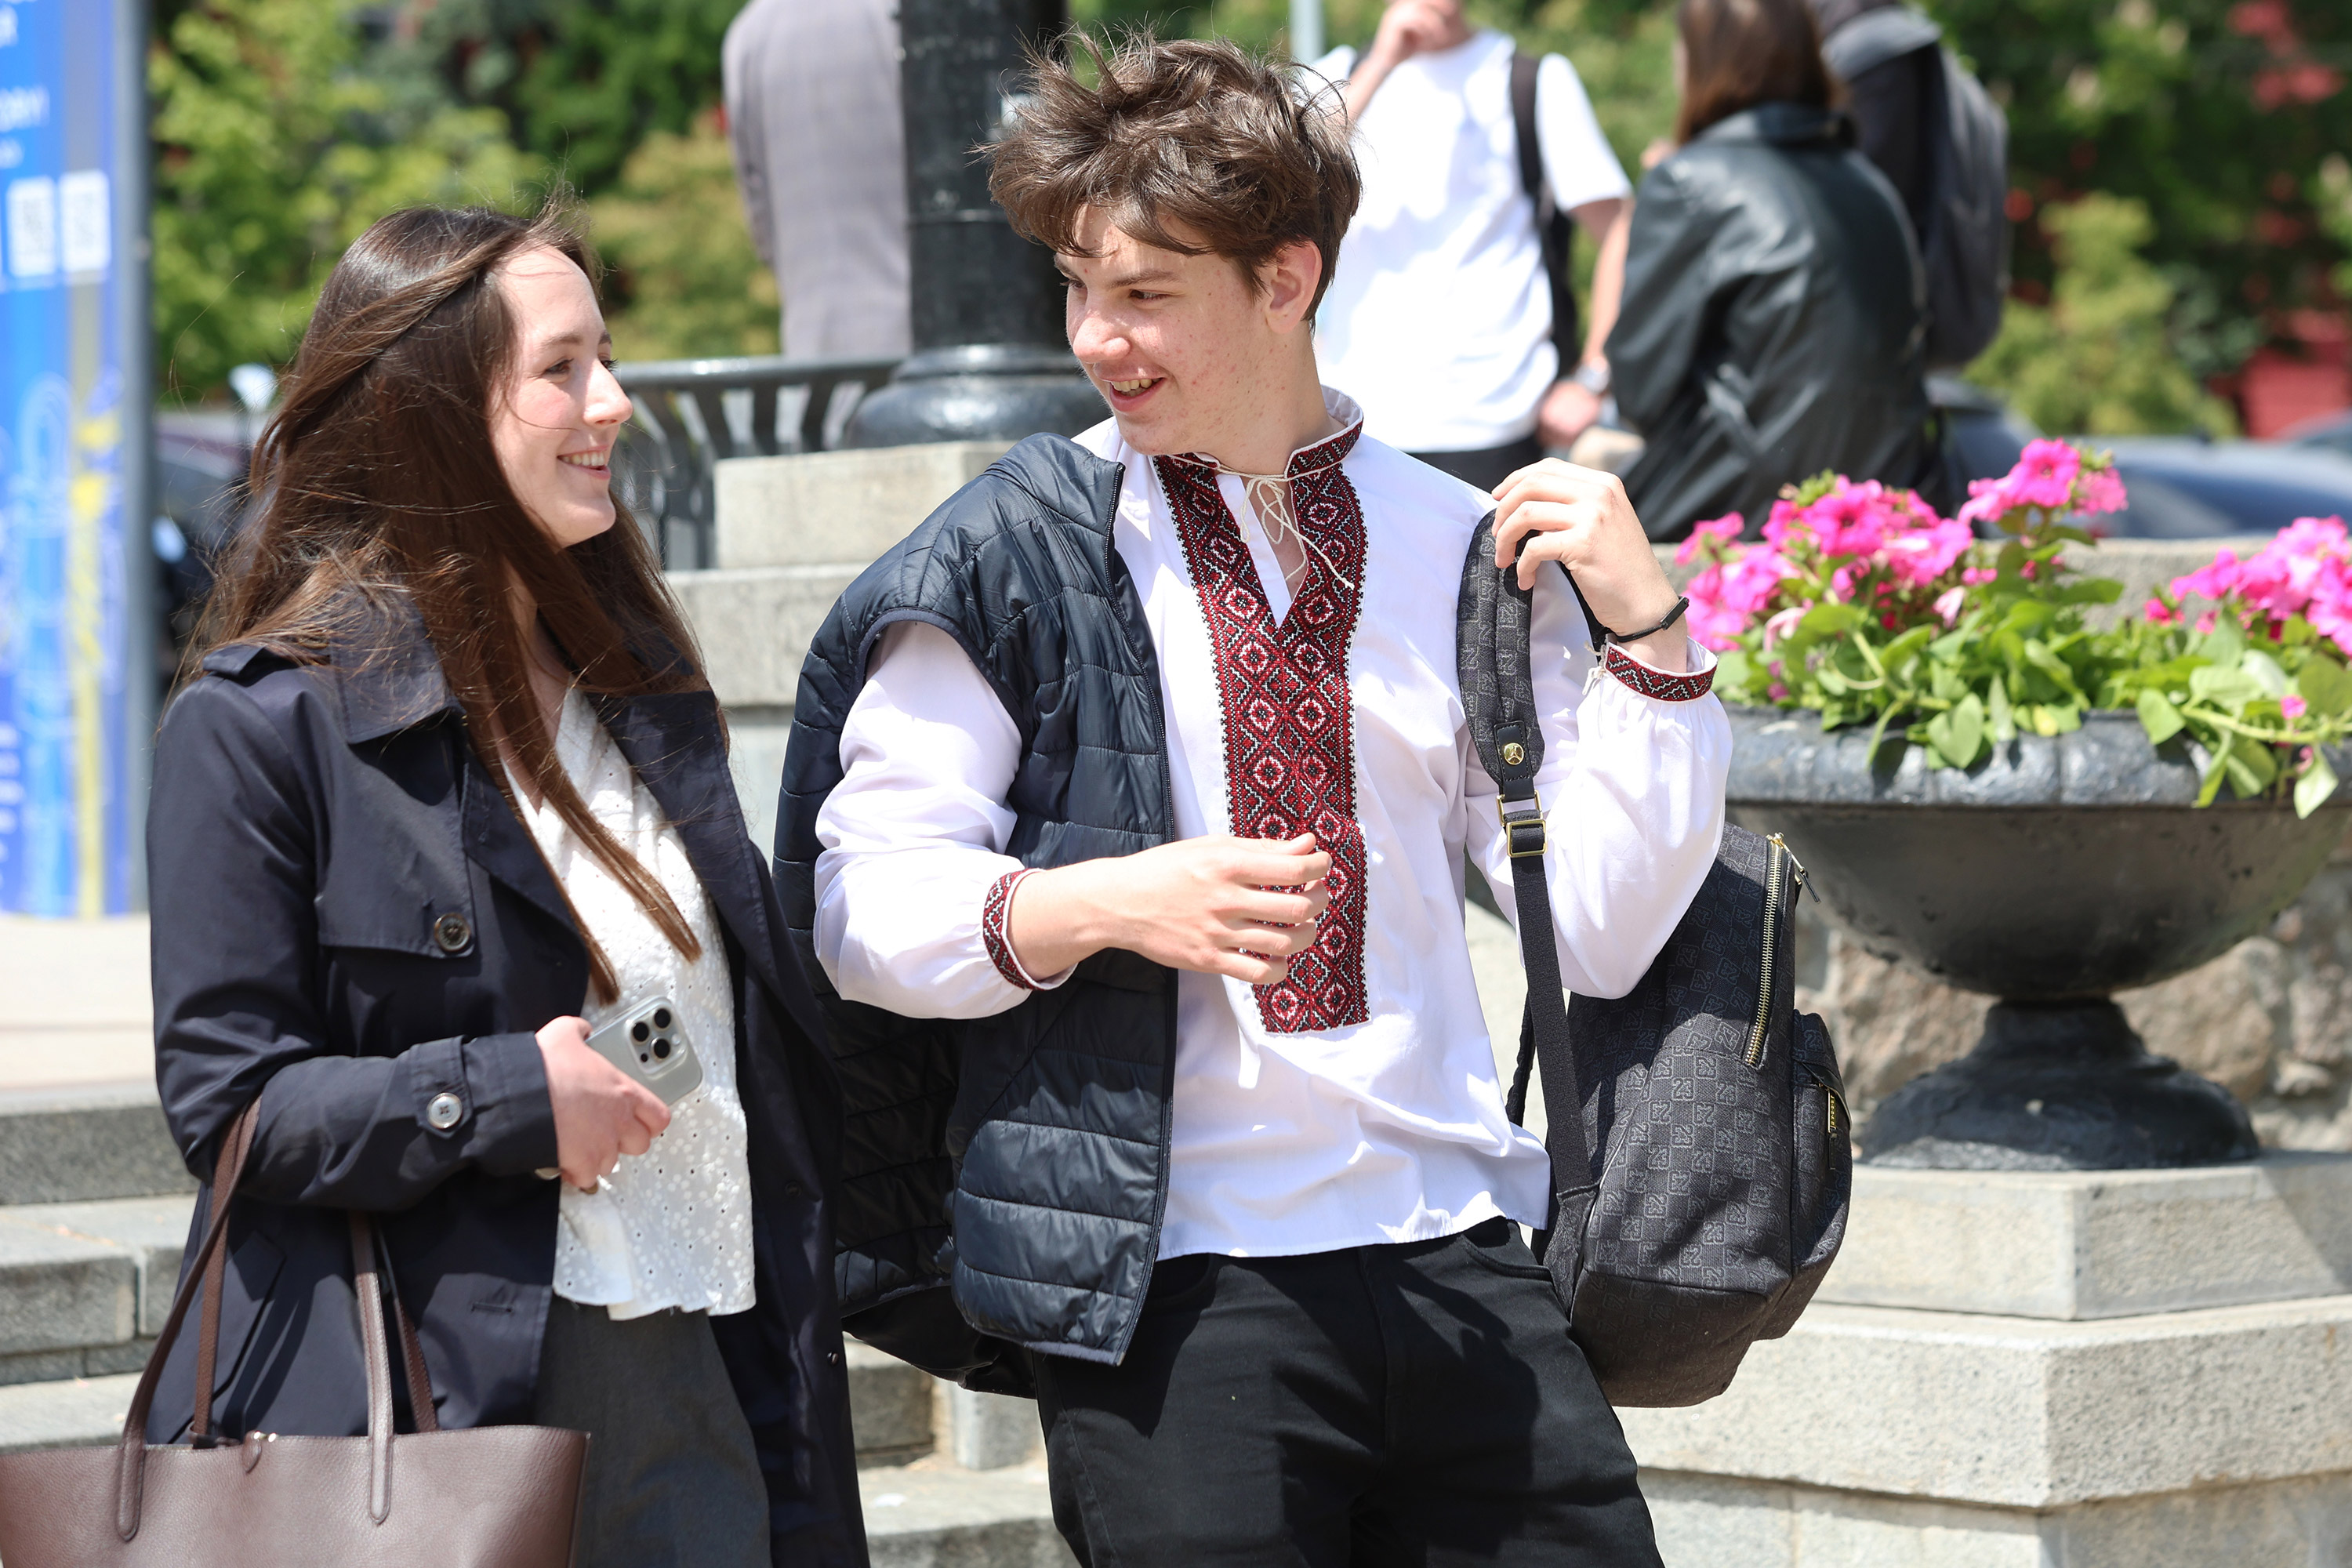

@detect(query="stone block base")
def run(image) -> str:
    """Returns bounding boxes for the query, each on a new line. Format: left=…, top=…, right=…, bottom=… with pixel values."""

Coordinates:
left=1644, top=1468, right=2352, bottom=1568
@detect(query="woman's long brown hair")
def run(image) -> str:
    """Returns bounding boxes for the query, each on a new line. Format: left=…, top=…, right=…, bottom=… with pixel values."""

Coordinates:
left=1673, top=0, right=1837, bottom=147
left=187, top=204, right=702, bottom=1003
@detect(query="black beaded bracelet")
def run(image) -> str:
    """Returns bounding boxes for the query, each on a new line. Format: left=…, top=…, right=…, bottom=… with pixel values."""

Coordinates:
left=1602, top=595, right=1690, bottom=644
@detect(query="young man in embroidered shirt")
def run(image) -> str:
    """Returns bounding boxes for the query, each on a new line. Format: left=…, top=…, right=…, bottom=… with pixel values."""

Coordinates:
left=778, top=35, right=1727, bottom=1567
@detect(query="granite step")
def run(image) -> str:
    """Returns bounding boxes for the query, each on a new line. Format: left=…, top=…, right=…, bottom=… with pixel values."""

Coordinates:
left=859, top=1457, right=1074, bottom=1568
left=0, top=1370, right=139, bottom=1455
left=0, top=1086, right=193, bottom=1207
left=0, top=1195, right=191, bottom=1383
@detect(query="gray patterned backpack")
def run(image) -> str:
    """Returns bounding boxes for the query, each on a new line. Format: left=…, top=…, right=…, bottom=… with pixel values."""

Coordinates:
left=1458, top=521, right=1853, bottom=1406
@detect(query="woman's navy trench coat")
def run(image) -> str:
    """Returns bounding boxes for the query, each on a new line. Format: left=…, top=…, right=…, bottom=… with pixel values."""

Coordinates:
left=143, top=601, right=865, bottom=1568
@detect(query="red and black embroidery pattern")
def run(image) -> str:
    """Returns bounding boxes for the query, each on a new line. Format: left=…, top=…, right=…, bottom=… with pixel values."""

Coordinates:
left=982, top=869, right=1039, bottom=991
left=1603, top=644, right=1715, bottom=702
left=1156, top=426, right=1370, bottom=1033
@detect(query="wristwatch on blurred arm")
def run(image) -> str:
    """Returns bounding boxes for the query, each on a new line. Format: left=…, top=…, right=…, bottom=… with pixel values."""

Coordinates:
left=1570, top=357, right=1612, bottom=396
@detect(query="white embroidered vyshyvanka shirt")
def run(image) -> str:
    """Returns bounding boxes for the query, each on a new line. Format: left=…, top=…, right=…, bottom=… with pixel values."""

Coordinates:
left=512, top=689, right=754, bottom=1319
left=815, top=390, right=1731, bottom=1261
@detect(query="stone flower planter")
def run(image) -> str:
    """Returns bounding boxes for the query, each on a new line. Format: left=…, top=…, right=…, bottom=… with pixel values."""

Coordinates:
left=1726, top=706, right=2352, bottom=1169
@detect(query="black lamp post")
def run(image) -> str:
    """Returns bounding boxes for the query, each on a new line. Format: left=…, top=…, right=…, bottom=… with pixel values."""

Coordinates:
left=843, top=0, right=1105, bottom=448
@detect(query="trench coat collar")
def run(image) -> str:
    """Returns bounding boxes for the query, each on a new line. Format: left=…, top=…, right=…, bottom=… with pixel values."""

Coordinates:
left=198, top=594, right=460, bottom=744
left=1694, top=101, right=1856, bottom=151
left=209, top=594, right=799, bottom=1023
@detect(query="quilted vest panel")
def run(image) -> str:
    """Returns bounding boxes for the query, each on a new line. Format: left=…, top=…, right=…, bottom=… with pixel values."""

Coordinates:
left=775, top=434, right=1179, bottom=1366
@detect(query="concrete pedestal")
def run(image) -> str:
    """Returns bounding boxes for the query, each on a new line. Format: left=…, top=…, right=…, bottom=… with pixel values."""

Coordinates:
left=1625, top=1156, right=2352, bottom=1566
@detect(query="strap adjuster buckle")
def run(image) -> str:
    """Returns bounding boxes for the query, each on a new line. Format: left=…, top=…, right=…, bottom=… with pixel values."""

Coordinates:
left=1498, top=798, right=1547, bottom=859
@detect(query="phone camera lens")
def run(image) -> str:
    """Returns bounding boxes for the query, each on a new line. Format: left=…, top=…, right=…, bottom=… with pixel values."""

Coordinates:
left=652, top=1008, right=673, bottom=1030
left=652, top=1038, right=673, bottom=1060
left=630, top=1021, right=651, bottom=1043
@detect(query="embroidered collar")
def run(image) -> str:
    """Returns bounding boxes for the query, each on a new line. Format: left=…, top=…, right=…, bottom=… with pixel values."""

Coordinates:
left=1160, top=390, right=1366, bottom=485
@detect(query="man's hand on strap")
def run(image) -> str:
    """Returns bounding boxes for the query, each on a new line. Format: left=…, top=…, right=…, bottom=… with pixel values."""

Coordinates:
left=1490, top=459, right=1691, bottom=674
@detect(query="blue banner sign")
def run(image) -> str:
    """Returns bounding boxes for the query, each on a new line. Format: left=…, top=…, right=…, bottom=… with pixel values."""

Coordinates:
left=0, top=0, right=146, bottom=915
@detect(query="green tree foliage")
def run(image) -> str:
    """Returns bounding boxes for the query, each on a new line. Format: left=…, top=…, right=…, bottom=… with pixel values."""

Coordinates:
left=591, top=112, right=779, bottom=361
left=1920, top=0, right=2347, bottom=387
left=1968, top=194, right=2238, bottom=434
left=361, top=0, right=750, bottom=197
left=151, top=0, right=543, bottom=399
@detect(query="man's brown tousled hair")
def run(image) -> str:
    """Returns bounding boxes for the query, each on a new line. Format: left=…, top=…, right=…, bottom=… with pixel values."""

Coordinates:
left=187, top=203, right=702, bottom=1003
left=1674, top=0, right=1838, bottom=146
left=987, top=33, right=1360, bottom=314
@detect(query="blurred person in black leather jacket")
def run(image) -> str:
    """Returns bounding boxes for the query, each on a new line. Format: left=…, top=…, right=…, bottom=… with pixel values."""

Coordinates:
left=1606, top=0, right=1936, bottom=539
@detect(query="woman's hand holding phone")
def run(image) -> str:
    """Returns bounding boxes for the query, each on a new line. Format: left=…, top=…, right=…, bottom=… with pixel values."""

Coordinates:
left=536, top=1015, right=670, bottom=1191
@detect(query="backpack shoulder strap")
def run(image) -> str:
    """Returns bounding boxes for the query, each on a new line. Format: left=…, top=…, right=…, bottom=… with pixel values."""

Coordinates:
left=1458, top=521, right=1598, bottom=1233
left=1509, top=53, right=1544, bottom=212
left=1509, top=53, right=1582, bottom=378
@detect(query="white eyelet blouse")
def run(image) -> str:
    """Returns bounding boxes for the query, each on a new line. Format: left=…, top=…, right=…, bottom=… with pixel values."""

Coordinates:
left=508, top=688, right=754, bottom=1321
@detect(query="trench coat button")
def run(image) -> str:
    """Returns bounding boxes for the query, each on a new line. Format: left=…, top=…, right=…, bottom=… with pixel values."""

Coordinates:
left=426, top=1092, right=465, bottom=1131
left=432, top=913, right=471, bottom=953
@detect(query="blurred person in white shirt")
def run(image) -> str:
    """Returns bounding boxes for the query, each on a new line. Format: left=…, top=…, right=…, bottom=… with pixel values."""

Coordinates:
left=1312, top=0, right=1634, bottom=492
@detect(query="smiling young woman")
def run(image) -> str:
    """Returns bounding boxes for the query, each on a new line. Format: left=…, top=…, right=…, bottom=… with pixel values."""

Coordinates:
left=147, top=205, right=860, bottom=1568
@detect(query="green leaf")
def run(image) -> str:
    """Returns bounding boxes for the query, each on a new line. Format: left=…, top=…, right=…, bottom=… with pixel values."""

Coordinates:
left=2202, top=614, right=2247, bottom=663
left=2024, top=639, right=2085, bottom=699
left=1988, top=678, right=2016, bottom=744
left=2296, top=751, right=2340, bottom=818
left=2190, top=664, right=2264, bottom=707
left=1815, top=664, right=1851, bottom=695
left=2296, top=656, right=2352, bottom=717
left=2222, top=736, right=2277, bottom=798
left=1718, top=648, right=1755, bottom=695
left=1801, top=603, right=1867, bottom=637
left=1880, top=626, right=1934, bottom=675
left=2196, top=742, right=2230, bottom=807
left=1928, top=694, right=1985, bottom=768
left=2137, top=688, right=2186, bottom=743
left=2241, top=648, right=2290, bottom=697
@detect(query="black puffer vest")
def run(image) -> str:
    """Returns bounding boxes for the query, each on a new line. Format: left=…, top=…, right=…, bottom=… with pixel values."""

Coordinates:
left=776, top=434, right=1178, bottom=1381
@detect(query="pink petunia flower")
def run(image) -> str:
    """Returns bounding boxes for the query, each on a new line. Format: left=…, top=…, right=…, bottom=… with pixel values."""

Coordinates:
left=1934, top=586, right=1966, bottom=626
left=1675, top=514, right=1744, bottom=566
left=2078, top=465, right=2128, bottom=516
left=2283, top=693, right=2309, bottom=720
left=2010, top=440, right=2084, bottom=510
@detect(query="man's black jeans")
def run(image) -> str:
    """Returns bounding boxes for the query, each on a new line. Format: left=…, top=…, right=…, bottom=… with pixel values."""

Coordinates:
left=1033, top=1217, right=1664, bottom=1566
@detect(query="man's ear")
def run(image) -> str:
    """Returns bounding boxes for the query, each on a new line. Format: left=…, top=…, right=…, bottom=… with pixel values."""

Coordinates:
left=1258, top=240, right=1323, bottom=333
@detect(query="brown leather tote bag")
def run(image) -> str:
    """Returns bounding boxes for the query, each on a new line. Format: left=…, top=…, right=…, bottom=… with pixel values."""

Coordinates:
left=0, top=1102, right=589, bottom=1566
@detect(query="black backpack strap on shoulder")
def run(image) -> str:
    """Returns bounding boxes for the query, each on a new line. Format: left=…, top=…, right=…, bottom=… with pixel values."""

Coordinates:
left=1457, top=517, right=1598, bottom=1283
left=1509, top=52, right=1582, bottom=383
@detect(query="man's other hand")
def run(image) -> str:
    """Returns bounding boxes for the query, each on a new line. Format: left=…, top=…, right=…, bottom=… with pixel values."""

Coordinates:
left=1537, top=380, right=1603, bottom=449
left=1007, top=834, right=1331, bottom=985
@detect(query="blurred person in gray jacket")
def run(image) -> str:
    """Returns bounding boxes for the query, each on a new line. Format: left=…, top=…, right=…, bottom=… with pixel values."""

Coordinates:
left=1607, top=0, right=1934, bottom=539
left=723, top=0, right=909, bottom=359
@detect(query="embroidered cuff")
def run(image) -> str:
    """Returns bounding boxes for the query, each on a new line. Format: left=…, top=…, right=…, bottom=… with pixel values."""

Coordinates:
left=982, top=869, right=1047, bottom=991
left=1603, top=642, right=1716, bottom=702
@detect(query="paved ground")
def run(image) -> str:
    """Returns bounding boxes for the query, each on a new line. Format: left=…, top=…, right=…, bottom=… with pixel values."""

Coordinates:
left=1, top=916, right=153, bottom=1093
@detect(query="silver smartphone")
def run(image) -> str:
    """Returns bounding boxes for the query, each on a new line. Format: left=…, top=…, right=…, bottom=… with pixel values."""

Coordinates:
left=585, top=995, right=704, bottom=1105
